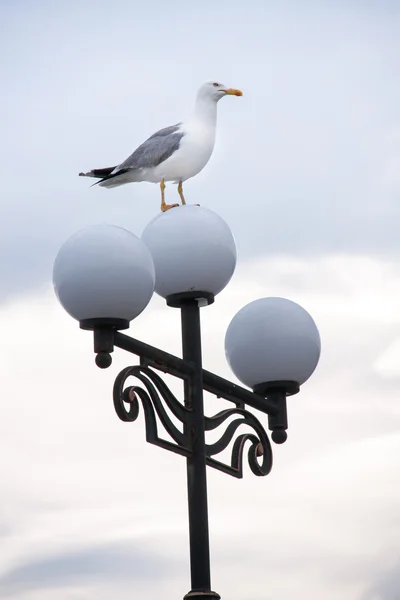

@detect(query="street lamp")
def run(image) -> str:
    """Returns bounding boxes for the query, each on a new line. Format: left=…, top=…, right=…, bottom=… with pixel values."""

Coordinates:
left=53, top=205, right=321, bottom=600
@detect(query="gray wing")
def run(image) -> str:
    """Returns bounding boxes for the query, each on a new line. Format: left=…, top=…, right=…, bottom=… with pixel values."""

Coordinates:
left=114, top=123, right=184, bottom=173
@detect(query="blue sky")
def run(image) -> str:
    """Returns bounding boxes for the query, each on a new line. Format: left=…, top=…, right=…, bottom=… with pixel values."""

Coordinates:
left=1, top=2, right=400, bottom=599
left=2, top=1, right=400, bottom=297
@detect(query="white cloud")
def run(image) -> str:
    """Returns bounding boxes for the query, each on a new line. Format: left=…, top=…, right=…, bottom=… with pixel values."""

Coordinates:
left=0, top=253, right=400, bottom=599
left=2, top=2, right=400, bottom=598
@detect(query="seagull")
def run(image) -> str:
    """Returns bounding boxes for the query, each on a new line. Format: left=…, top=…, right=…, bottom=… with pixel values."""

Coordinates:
left=79, top=81, right=242, bottom=212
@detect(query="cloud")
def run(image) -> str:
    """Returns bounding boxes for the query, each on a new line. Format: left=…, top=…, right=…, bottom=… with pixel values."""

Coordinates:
left=0, top=253, right=400, bottom=599
left=0, top=541, right=174, bottom=597
left=362, top=563, right=400, bottom=599
left=2, top=2, right=400, bottom=598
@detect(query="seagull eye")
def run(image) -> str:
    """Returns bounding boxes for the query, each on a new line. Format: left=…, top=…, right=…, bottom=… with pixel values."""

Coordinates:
left=213, top=82, right=220, bottom=87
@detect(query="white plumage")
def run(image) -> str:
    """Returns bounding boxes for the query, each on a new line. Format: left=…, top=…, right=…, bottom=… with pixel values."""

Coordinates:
left=79, top=81, right=242, bottom=211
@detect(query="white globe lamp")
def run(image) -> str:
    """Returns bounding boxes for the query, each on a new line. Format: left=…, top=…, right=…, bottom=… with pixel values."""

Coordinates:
left=141, top=205, right=236, bottom=307
left=225, top=297, right=321, bottom=394
left=53, top=224, right=155, bottom=329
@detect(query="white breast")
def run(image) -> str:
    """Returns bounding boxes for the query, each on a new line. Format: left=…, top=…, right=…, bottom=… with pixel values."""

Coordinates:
left=151, top=120, right=216, bottom=183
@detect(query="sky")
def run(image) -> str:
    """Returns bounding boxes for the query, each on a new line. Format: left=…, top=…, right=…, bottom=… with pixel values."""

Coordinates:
left=1, top=1, right=400, bottom=599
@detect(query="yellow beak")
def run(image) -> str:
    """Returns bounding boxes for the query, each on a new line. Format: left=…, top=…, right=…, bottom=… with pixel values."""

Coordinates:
left=224, top=88, right=243, bottom=96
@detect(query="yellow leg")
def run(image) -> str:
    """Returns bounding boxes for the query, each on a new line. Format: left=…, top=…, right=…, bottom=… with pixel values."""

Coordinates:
left=160, top=179, right=179, bottom=212
left=177, top=181, right=186, bottom=205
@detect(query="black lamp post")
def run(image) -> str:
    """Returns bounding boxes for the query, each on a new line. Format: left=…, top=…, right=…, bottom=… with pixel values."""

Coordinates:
left=53, top=207, right=321, bottom=600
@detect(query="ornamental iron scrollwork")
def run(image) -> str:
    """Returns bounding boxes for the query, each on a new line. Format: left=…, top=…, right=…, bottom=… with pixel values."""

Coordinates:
left=113, top=365, right=190, bottom=458
left=113, top=366, right=273, bottom=478
left=205, top=409, right=272, bottom=478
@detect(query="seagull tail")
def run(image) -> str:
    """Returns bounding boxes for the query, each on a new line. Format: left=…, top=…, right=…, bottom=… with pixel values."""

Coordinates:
left=79, top=166, right=117, bottom=179
left=79, top=166, right=132, bottom=188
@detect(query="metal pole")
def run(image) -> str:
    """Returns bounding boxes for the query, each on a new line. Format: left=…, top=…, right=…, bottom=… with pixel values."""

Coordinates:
left=181, top=299, right=220, bottom=600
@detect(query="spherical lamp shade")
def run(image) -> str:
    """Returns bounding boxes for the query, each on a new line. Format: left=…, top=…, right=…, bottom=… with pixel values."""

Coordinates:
left=53, top=225, right=155, bottom=327
left=225, top=297, right=321, bottom=389
left=141, top=205, right=236, bottom=304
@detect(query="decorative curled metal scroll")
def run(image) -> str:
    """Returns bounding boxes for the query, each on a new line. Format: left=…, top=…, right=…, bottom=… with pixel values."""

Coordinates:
left=113, top=366, right=191, bottom=458
left=205, top=409, right=272, bottom=478
left=113, top=366, right=273, bottom=478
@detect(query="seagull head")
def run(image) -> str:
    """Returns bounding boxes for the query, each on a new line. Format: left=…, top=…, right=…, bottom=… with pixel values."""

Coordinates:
left=197, top=81, right=243, bottom=103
